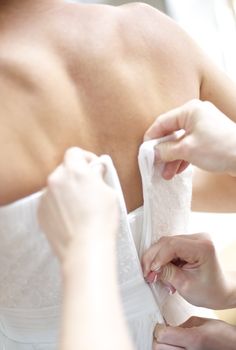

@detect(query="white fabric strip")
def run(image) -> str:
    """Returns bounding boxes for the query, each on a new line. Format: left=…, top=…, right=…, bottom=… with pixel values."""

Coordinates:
left=0, top=138, right=214, bottom=349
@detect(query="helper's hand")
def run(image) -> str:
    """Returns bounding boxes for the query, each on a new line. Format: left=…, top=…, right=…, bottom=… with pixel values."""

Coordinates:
left=144, top=100, right=236, bottom=179
left=153, top=317, right=236, bottom=350
left=142, top=234, right=235, bottom=309
left=38, top=147, right=119, bottom=262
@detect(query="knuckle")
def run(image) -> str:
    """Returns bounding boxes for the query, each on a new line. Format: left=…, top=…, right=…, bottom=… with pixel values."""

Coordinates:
left=158, top=236, right=170, bottom=245
left=168, top=236, right=178, bottom=248
left=202, top=238, right=215, bottom=255
left=178, top=138, right=193, bottom=158
left=64, top=146, right=80, bottom=159
left=196, top=232, right=211, bottom=240
left=142, top=250, right=154, bottom=266
left=47, top=171, right=60, bottom=188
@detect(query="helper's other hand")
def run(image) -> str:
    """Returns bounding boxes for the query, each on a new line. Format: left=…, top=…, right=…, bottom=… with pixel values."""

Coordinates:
left=144, top=99, right=236, bottom=179
left=38, top=147, right=119, bottom=262
left=153, top=316, right=236, bottom=350
left=142, top=234, right=236, bottom=309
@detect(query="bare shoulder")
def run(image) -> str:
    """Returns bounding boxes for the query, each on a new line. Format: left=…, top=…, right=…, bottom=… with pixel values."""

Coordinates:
left=121, top=3, right=236, bottom=125
left=118, top=2, right=176, bottom=34
left=118, top=3, right=203, bottom=65
left=62, top=2, right=201, bottom=62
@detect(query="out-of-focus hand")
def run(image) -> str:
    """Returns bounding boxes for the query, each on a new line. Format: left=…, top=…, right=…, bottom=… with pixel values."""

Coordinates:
left=153, top=316, right=236, bottom=350
left=144, top=100, right=236, bottom=179
left=142, top=233, right=235, bottom=309
left=38, top=147, right=119, bottom=262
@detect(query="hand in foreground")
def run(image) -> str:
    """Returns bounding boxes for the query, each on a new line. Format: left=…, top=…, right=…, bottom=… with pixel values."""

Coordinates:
left=38, top=147, right=119, bottom=262
left=153, top=316, right=236, bottom=350
left=142, top=234, right=235, bottom=310
left=144, top=100, right=236, bottom=179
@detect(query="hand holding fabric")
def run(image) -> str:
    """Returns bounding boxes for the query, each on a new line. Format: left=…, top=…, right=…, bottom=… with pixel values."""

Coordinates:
left=153, top=316, right=236, bottom=350
left=144, top=100, right=236, bottom=179
left=142, top=233, right=236, bottom=309
left=38, top=147, right=119, bottom=263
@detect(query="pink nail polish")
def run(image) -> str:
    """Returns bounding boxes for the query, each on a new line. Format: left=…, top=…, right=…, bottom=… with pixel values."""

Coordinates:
left=145, top=271, right=156, bottom=283
left=145, top=271, right=162, bottom=284
left=164, top=282, right=176, bottom=295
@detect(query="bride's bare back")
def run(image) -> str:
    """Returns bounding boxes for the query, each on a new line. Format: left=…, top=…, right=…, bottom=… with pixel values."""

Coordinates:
left=0, top=1, right=235, bottom=211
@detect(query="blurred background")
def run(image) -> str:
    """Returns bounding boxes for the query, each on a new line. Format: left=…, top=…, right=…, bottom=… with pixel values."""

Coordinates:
left=74, top=0, right=236, bottom=323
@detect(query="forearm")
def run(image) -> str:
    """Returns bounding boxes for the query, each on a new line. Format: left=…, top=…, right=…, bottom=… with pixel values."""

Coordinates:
left=60, top=237, right=134, bottom=350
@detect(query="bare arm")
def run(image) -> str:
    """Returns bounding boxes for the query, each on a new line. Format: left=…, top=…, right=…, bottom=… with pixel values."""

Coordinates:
left=38, top=148, right=134, bottom=350
left=195, top=55, right=236, bottom=212
left=61, top=239, right=133, bottom=350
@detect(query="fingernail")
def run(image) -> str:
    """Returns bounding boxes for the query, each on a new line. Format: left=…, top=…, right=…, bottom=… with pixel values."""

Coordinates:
left=145, top=271, right=162, bottom=284
left=153, top=324, right=166, bottom=342
left=145, top=271, right=156, bottom=283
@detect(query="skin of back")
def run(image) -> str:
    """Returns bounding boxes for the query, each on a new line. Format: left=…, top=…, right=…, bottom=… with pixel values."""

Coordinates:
left=0, top=1, right=236, bottom=212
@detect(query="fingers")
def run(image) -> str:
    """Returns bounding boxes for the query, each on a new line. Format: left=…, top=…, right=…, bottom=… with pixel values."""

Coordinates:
left=142, top=234, right=215, bottom=296
left=47, top=164, right=67, bottom=188
left=161, top=160, right=183, bottom=180
left=144, top=99, right=200, bottom=141
left=161, top=160, right=190, bottom=180
left=64, top=147, right=97, bottom=171
left=146, top=234, right=212, bottom=270
left=176, top=161, right=189, bottom=174
left=47, top=147, right=105, bottom=186
left=145, top=262, right=186, bottom=292
left=144, top=104, right=189, bottom=141
left=153, top=324, right=191, bottom=348
left=142, top=236, right=202, bottom=277
left=64, top=147, right=106, bottom=178
left=89, top=159, right=106, bottom=177
left=154, top=141, right=183, bottom=163
left=153, top=343, right=185, bottom=350
left=180, top=316, right=208, bottom=328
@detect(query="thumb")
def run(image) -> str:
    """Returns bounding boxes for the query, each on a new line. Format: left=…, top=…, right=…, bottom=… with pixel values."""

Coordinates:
left=155, top=141, right=182, bottom=163
left=154, top=323, right=192, bottom=347
left=159, top=263, right=187, bottom=292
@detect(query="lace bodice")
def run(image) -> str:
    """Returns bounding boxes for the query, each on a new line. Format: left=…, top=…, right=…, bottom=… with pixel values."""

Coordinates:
left=0, top=139, right=213, bottom=350
left=0, top=190, right=144, bottom=309
left=0, top=193, right=61, bottom=308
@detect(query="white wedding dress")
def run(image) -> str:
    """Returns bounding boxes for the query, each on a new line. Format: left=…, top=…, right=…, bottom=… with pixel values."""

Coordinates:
left=0, top=139, right=213, bottom=349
